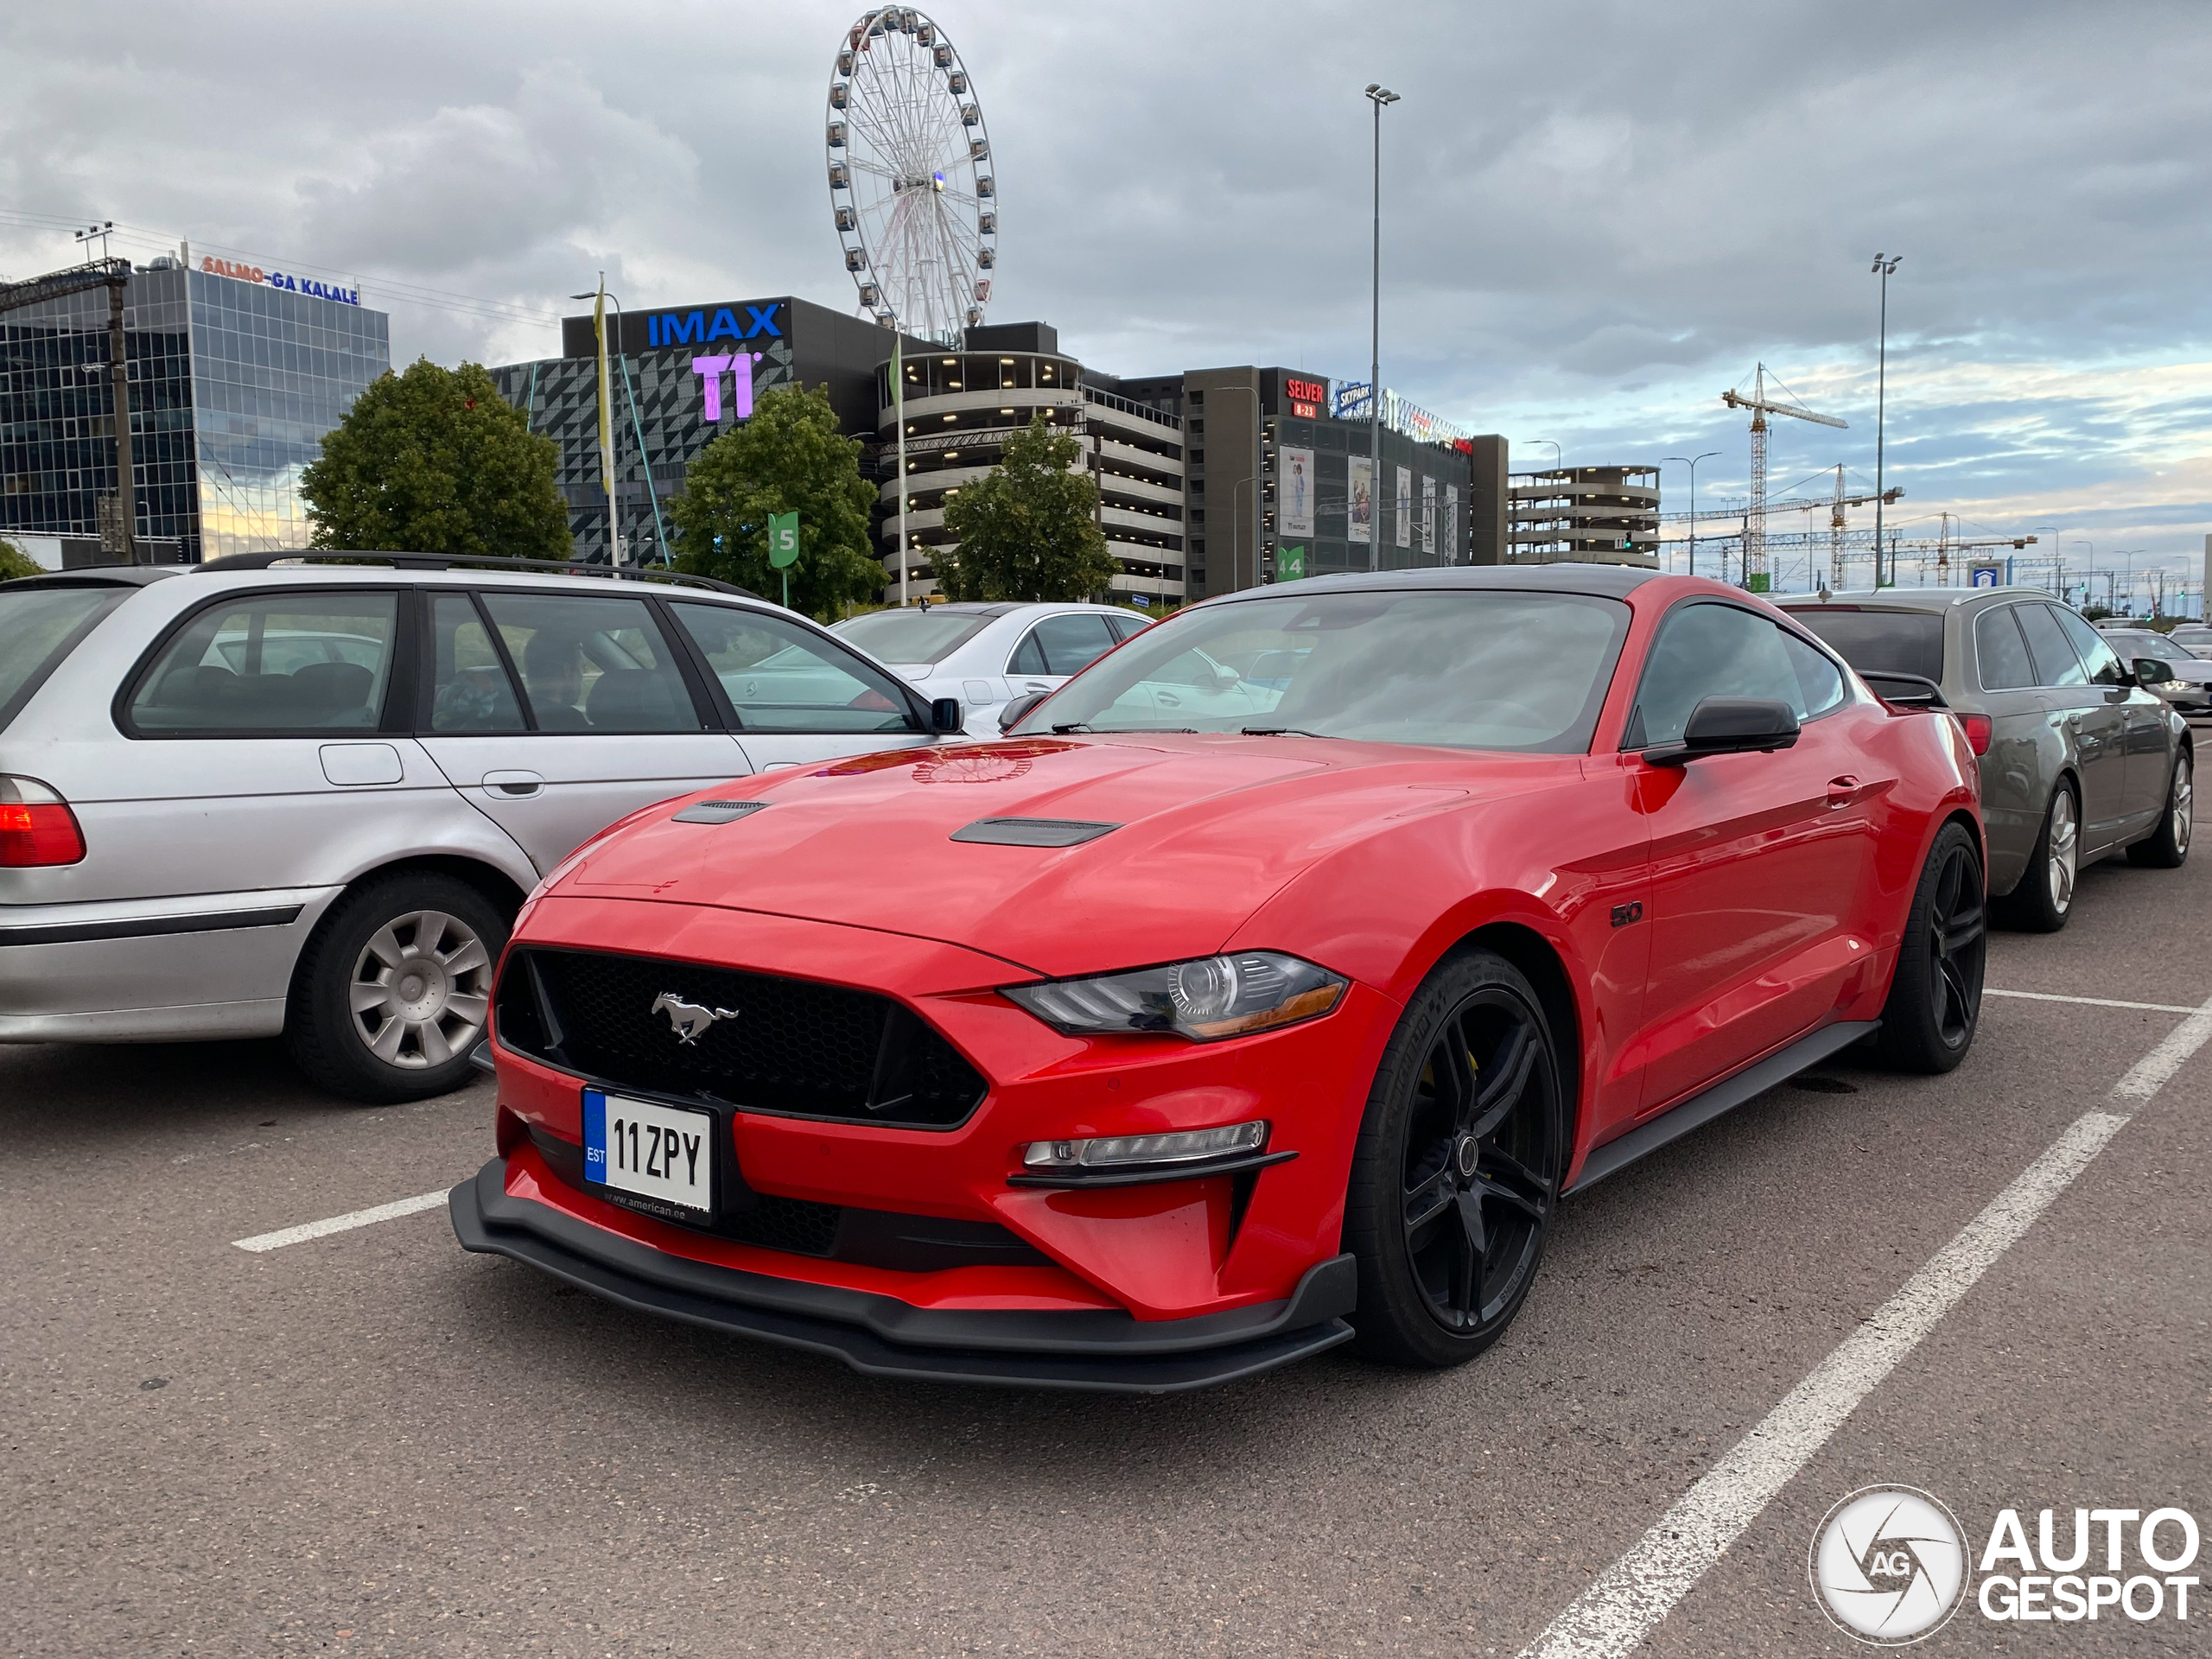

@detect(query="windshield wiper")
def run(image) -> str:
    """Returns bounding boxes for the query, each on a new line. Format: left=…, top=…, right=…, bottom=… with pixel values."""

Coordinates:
left=1241, top=726, right=1336, bottom=738
left=1052, top=723, right=1198, bottom=734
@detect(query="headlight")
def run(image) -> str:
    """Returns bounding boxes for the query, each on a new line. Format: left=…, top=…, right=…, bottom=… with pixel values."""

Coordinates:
left=1002, top=951, right=1347, bottom=1041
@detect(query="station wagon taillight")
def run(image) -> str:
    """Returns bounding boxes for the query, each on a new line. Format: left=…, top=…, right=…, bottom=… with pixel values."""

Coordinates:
left=1957, top=714, right=1993, bottom=756
left=0, top=777, right=85, bottom=867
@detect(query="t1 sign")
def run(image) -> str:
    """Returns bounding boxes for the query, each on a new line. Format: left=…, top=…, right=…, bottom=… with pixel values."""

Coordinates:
left=692, top=354, right=761, bottom=423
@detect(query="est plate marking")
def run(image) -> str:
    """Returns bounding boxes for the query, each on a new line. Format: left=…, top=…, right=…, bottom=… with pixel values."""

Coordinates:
left=583, top=1090, right=714, bottom=1217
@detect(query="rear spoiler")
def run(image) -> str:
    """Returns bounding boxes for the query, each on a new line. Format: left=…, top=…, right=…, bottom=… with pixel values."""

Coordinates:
left=1859, top=671, right=1949, bottom=709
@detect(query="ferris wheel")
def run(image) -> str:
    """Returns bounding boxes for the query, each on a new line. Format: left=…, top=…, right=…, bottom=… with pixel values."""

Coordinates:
left=827, top=7, right=997, bottom=344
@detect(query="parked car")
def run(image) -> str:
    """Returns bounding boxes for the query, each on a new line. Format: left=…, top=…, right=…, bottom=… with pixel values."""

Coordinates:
left=2094, top=626, right=2212, bottom=714
left=831, top=601, right=1147, bottom=735
left=457, top=566, right=1984, bottom=1392
left=1782, top=588, right=2190, bottom=931
left=0, top=555, right=962, bottom=1103
left=2163, top=623, right=2212, bottom=656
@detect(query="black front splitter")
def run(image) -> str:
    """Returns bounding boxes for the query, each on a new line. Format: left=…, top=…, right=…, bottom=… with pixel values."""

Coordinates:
left=450, top=1159, right=1356, bottom=1394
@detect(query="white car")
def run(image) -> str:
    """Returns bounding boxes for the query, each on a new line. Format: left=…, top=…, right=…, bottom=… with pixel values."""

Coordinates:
left=830, top=602, right=1150, bottom=736
left=0, top=555, right=961, bottom=1103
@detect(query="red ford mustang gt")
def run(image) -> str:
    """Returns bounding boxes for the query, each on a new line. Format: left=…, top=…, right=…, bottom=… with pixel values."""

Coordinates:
left=452, top=566, right=1985, bottom=1391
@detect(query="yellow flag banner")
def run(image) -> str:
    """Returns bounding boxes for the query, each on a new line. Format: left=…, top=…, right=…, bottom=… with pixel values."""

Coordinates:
left=594, top=286, right=614, bottom=499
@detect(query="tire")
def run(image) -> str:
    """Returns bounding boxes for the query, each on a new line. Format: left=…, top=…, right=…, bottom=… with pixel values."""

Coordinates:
left=1875, top=822, right=1986, bottom=1075
left=285, top=872, right=508, bottom=1103
left=2126, top=750, right=2192, bottom=869
left=1344, top=949, right=1565, bottom=1369
left=1993, top=781, right=2078, bottom=932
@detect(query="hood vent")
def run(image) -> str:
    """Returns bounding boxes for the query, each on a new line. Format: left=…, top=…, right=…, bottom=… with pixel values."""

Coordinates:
left=949, top=817, right=1120, bottom=848
left=671, top=800, right=770, bottom=824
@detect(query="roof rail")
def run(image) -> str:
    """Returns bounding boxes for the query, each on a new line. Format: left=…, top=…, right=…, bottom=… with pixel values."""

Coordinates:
left=191, top=550, right=762, bottom=601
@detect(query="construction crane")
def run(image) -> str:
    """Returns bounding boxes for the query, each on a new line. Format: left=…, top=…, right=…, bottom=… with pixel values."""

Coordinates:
left=1720, top=365, right=1846, bottom=589
left=0, top=255, right=138, bottom=563
left=1769, top=467, right=1902, bottom=587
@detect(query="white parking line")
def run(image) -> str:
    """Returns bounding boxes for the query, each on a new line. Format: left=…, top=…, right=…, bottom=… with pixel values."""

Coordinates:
left=1984, top=987, right=2198, bottom=1014
left=1516, top=990, right=2212, bottom=1659
left=232, top=1189, right=450, bottom=1253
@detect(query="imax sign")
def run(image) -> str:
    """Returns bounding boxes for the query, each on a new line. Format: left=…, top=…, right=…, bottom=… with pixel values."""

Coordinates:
left=647, top=303, right=784, bottom=348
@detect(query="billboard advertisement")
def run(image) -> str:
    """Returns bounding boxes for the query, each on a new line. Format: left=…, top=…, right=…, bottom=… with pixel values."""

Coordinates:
left=1348, top=456, right=1373, bottom=544
left=1333, top=382, right=1373, bottom=423
left=1280, top=447, right=1315, bottom=538
left=1421, top=476, right=1437, bottom=556
left=1395, top=466, right=1413, bottom=550
left=1446, top=484, right=1460, bottom=562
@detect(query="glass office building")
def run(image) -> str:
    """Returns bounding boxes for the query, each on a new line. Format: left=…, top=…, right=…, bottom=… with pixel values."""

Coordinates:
left=0, top=259, right=389, bottom=563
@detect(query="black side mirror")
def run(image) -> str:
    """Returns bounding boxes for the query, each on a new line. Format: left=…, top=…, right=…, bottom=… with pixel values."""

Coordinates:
left=930, top=696, right=964, bottom=734
left=1643, top=696, right=1801, bottom=767
left=997, top=690, right=1047, bottom=733
left=2135, top=658, right=2174, bottom=688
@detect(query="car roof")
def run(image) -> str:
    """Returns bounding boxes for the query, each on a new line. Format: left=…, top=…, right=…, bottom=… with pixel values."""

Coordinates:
left=1205, top=562, right=1663, bottom=607
left=1778, top=586, right=2056, bottom=613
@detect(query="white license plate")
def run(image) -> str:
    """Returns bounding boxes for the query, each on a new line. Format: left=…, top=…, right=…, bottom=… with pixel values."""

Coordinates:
left=583, top=1090, right=715, bottom=1217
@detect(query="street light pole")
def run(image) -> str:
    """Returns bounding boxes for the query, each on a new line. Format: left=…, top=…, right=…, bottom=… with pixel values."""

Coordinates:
left=1871, top=253, right=1901, bottom=586
left=1662, top=452, right=1719, bottom=577
left=1364, top=84, right=1399, bottom=575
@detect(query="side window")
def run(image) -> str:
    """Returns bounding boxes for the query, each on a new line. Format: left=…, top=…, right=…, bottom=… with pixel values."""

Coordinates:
left=1975, top=607, right=2037, bottom=690
left=2014, top=603, right=2087, bottom=688
left=669, top=602, right=918, bottom=734
left=1778, top=631, right=1847, bottom=721
left=2052, top=607, right=2128, bottom=687
left=429, top=594, right=525, bottom=733
left=1032, top=613, right=1116, bottom=675
left=1106, top=613, right=1147, bottom=642
left=129, top=591, right=397, bottom=734
left=1629, top=602, right=1810, bottom=748
left=1007, top=629, right=1049, bottom=677
left=480, top=593, right=704, bottom=734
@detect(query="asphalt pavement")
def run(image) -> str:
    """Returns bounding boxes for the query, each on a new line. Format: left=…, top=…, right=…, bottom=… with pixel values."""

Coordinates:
left=4, top=823, right=2207, bottom=1657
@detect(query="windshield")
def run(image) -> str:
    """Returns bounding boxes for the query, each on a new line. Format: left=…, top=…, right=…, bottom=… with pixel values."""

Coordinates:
left=1786, top=607, right=1946, bottom=681
left=1012, top=589, right=1631, bottom=753
left=833, top=607, right=993, bottom=664
left=2108, top=632, right=2199, bottom=661
left=0, top=585, right=122, bottom=732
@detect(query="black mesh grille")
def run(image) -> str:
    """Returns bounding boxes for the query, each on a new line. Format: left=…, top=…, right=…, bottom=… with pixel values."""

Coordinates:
left=497, top=947, right=987, bottom=1128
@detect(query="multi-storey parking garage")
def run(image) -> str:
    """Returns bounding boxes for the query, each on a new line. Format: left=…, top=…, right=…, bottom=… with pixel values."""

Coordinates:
left=877, top=323, right=1187, bottom=606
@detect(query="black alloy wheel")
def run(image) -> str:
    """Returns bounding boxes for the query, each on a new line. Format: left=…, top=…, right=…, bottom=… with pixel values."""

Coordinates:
left=1346, top=950, right=1564, bottom=1368
left=1876, top=821, right=1986, bottom=1074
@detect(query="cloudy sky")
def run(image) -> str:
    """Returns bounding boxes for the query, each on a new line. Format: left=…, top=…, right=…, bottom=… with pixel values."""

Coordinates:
left=6, top=0, right=2209, bottom=601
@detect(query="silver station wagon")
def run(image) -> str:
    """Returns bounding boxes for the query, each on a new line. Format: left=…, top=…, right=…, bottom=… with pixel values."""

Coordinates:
left=0, top=555, right=959, bottom=1102
left=1783, top=587, right=2192, bottom=930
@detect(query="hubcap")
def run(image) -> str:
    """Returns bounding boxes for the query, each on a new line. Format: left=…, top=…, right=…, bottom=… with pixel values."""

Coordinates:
left=1399, top=989, right=1560, bottom=1332
left=348, top=909, right=492, bottom=1069
left=2047, top=790, right=2078, bottom=914
left=2173, top=759, right=2193, bottom=854
left=1927, top=842, right=1986, bottom=1050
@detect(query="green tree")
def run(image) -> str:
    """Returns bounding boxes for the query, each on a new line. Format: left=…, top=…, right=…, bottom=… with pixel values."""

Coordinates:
left=0, top=536, right=41, bottom=582
left=301, top=359, right=570, bottom=559
left=669, top=382, right=884, bottom=617
left=936, top=416, right=1116, bottom=602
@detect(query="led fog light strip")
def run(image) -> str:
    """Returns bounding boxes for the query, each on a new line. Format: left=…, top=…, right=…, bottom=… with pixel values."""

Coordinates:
left=1012, top=1120, right=1295, bottom=1188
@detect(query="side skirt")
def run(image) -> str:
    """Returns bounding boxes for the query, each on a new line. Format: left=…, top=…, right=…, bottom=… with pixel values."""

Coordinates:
left=1563, top=1020, right=1880, bottom=1197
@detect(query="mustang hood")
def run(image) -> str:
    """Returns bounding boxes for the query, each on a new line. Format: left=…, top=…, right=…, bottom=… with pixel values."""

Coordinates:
left=557, top=735, right=1576, bottom=979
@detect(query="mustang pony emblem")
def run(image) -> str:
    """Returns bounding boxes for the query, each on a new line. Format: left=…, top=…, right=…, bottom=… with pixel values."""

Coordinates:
left=652, top=992, right=738, bottom=1045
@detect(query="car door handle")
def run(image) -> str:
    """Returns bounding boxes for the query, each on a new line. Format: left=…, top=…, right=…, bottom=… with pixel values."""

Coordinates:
left=1827, top=775, right=1863, bottom=808
left=482, top=770, right=543, bottom=798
